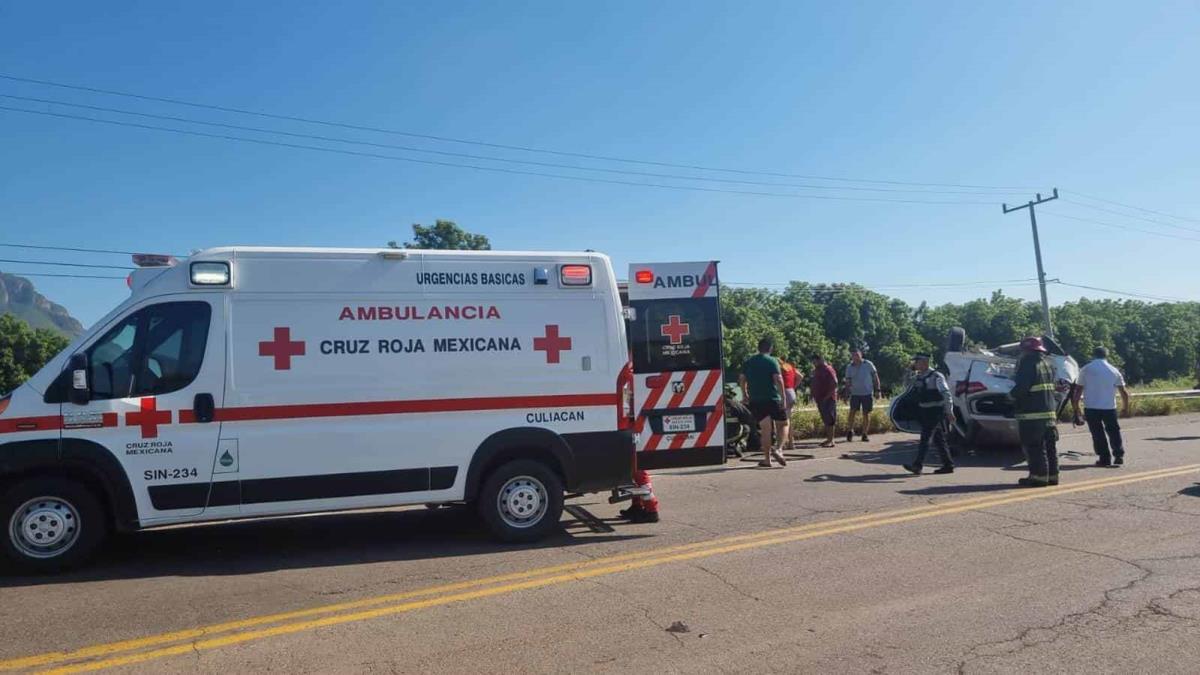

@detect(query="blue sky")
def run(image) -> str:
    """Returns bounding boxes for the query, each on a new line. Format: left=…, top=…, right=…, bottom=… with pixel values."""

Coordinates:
left=1, top=1, right=1198, bottom=326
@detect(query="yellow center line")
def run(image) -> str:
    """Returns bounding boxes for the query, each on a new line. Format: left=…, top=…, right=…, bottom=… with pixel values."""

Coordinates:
left=7, top=464, right=1198, bottom=673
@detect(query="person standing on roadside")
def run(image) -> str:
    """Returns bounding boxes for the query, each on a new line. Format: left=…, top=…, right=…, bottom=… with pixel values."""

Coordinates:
left=809, top=354, right=839, bottom=448
left=1071, top=346, right=1132, bottom=467
left=902, top=354, right=955, bottom=475
left=779, top=358, right=799, bottom=450
left=844, top=349, right=881, bottom=442
left=739, top=337, right=789, bottom=468
left=1011, top=337, right=1060, bottom=487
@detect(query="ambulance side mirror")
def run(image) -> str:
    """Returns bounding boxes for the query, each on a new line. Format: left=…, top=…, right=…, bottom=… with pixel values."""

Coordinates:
left=68, top=353, right=90, bottom=406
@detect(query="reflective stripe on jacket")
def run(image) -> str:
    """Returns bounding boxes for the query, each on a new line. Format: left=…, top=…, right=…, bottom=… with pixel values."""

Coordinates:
left=1011, top=352, right=1057, bottom=421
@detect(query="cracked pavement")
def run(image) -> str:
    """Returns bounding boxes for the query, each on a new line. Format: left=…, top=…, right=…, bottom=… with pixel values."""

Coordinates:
left=4, top=414, right=1200, bottom=673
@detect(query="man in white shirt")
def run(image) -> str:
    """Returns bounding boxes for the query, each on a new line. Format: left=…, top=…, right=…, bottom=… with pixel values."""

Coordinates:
left=1071, top=346, right=1131, bottom=467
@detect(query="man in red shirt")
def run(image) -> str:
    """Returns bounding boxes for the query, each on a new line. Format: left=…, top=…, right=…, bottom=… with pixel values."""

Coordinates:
left=809, top=354, right=839, bottom=448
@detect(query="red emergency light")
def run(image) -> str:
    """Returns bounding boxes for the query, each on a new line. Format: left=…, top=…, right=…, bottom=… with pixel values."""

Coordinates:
left=634, top=270, right=654, bottom=284
left=560, top=264, right=592, bottom=286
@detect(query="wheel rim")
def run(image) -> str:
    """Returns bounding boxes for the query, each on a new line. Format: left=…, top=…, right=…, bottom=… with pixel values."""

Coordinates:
left=496, top=476, right=548, bottom=529
left=8, top=496, right=81, bottom=560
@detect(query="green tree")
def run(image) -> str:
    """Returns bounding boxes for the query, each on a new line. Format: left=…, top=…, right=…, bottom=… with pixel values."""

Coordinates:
left=389, top=220, right=491, bottom=250
left=0, top=313, right=69, bottom=395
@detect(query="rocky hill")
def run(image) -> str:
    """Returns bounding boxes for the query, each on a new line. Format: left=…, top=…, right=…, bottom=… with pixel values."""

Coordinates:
left=0, top=271, right=85, bottom=336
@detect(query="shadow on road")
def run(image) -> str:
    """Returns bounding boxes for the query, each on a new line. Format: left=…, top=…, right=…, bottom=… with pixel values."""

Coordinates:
left=898, top=483, right=1015, bottom=496
left=0, top=504, right=648, bottom=589
left=1148, top=436, right=1200, bottom=442
left=805, top=472, right=908, bottom=484
left=1177, top=484, right=1200, bottom=498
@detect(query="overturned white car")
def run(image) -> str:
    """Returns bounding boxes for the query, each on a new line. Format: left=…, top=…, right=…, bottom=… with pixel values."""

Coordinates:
left=890, top=328, right=1079, bottom=448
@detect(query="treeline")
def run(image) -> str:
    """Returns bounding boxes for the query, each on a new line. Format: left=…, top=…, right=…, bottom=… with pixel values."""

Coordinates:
left=3, top=285, right=1199, bottom=397
left=0, top=313, right=70, bottom=395
left=720, top=284, right=1200, bottom=391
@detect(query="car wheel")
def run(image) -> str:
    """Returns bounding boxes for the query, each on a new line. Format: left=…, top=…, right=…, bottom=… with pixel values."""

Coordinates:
left=478, top=459, right=564, bottom=543
left=1, top=478, right=108, bottom=574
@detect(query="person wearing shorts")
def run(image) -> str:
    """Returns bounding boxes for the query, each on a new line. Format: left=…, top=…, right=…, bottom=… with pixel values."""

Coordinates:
left=739, top=337, right=789, bottom=468
left=844, top=349, right=881, bottom=442
left=810, top=354, right=839, bottom=448
left=779, top=359, right=799, bottom=450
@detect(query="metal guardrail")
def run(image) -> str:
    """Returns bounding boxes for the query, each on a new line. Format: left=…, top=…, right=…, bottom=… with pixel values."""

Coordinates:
left=1130, top=389, right=1200, bottom=400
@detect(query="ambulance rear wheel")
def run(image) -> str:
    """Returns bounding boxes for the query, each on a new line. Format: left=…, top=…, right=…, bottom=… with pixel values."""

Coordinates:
left=1, top=478, right=107, bottom=574
left=478, top=460, right=564, bottom=543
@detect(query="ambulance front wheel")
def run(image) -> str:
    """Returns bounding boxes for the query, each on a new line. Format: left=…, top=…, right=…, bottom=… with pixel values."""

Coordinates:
left=478, top=459, right=564, bottom=543
left=1, top=477, right=108, bottom=574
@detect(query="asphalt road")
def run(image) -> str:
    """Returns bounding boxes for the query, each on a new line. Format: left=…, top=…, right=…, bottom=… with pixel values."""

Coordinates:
left=5, top=415, right=1200, bottom=674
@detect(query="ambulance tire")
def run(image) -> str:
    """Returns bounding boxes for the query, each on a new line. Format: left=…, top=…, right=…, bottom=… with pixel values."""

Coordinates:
left=1, top=477, right=108, bottom=574
left=478, top=459, right=564, bottom=543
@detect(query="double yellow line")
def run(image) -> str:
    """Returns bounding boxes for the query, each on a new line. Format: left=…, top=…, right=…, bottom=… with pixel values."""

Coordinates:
left=7, top=463, right=1199, bottom=674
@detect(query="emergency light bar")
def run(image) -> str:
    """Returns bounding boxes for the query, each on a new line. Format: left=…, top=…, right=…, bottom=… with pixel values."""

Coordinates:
left=131, top=253, right=178, bottom=268
left=634, top=269, right=654, bottom=284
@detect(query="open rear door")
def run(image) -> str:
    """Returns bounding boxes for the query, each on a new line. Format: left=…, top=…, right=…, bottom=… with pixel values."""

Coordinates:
left=626, top=261, right=725, bottom=470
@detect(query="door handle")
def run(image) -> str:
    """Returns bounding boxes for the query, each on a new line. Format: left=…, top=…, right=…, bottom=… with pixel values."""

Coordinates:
left=193, top=393, right=215, bottom=423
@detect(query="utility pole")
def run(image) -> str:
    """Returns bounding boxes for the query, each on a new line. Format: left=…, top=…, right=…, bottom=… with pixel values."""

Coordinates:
left=1003, top=187, right=1058, bottom=338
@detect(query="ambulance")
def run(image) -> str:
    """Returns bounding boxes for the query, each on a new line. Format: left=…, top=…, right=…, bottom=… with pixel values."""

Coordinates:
left=0, top=248, right=725, bottom=572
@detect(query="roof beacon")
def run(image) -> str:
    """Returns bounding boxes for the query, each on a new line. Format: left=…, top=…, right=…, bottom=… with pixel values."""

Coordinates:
left=131, top=253, right=178, bottom=268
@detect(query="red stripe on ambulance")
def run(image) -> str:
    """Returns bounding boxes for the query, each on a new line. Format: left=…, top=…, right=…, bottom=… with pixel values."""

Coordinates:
left=691, top=261, right=718, bottom=299
left=691, top=369, right=722, bottom=408
left=645, top=371, right=697, bottom=451
left=695, top=399, right=725, bottom=448
left=177, top=392, right=617, bottom=425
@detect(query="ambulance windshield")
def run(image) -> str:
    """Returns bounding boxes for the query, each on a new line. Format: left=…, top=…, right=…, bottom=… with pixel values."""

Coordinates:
left=628, top=298, right=721, bottom=373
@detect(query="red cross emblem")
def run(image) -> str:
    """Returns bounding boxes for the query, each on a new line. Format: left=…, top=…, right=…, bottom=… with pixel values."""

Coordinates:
left=125, top=397, right=171, bottom=439
left=533, top=324, right=572, bottom=364
left=660, top=315, right=691, bottom=345
left=259, top=327, right=306, bottom=370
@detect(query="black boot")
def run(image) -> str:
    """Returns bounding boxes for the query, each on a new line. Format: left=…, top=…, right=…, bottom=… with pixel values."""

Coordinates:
left=933, top=465, right=954, bottom=475
left=902, top=463, right=922, bottom=475
left=627, top=509, right=659, bottom=524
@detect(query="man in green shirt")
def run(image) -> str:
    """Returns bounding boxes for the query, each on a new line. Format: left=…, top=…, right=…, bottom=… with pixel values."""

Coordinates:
left=738, top=337, right=789, bottom=468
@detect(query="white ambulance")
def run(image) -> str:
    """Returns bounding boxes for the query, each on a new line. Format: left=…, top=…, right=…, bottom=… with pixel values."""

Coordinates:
left=0, top=248, right=722, bottom=572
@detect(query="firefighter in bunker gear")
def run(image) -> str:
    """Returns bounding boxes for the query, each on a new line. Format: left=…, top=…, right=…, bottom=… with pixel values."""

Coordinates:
left=620, top=469, right=660, bottom=523
left=1012, top=336, right=1060, bottom=487
left=902, top=354, right=955, bottom=475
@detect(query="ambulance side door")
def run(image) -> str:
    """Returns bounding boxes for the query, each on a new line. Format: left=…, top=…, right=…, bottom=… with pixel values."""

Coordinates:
left=55, top=295, right=227, bottom=522
left=627, top=262, right=726, bottom=469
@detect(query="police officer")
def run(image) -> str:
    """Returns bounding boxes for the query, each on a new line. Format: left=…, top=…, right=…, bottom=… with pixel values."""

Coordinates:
left=1012, top=336, right=1060, bottom=487
left=902, top=354, right=955, bottom=475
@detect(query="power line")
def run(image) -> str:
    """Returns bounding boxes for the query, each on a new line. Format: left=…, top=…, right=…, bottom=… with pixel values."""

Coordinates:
left=0, top=242, right=140, bottom=256
left=1052, top=281, right=1189, bottom=303
left=1063, top=190, right=1200, bottom=226
left=1042, top=210, right=1200, bottom=243
left=0, top=258, right=133, bottom=270
left=0, top=93, right=1035, bottom=198
left=0, top=271, right=126, bottom=280
left=0, top=105, right=998, bottom=206
left=725, top=278, right=1039, bottom=289
left=1060, top=198, right=1200, bottom=235
left=0, top=73, right=1044, bottom=191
